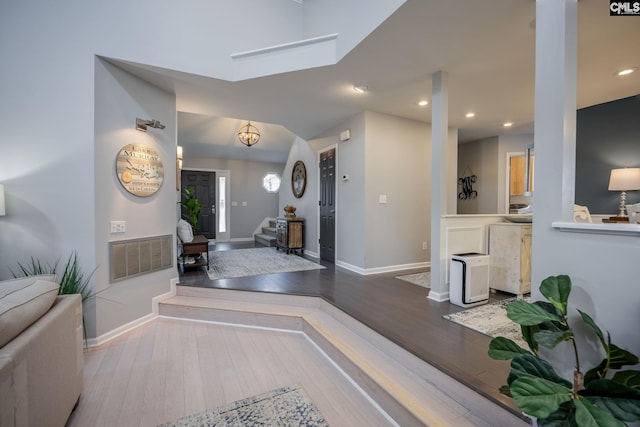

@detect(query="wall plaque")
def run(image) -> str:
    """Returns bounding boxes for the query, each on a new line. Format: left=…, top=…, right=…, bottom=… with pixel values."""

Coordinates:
left=116, top=144, right=164, bottom=197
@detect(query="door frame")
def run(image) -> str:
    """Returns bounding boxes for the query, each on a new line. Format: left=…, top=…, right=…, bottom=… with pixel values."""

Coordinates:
left=182, top=167, right=231, bottom=242
left=317, top=144, right=338, bottom=261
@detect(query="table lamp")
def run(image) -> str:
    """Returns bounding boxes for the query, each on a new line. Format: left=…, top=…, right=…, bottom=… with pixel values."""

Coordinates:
left=608, top=167, right=640, bottom=218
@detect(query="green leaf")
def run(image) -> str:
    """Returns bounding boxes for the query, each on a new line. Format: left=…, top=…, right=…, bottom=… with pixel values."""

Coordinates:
left=609, top=344, right=640, bottom=370
left=540, top=275, right=572, bottom=316
left=574, top=398, right=626, bottom=427
left=537, top=401, right=577, bottom=427
left=578, top=309, right=607, bottom=351
left=582, top=379, right=640, bottom=421
left=488, top=337, right=529, bottom=360
left=510, top=376, right=573, bottom=419
left=521, top=324, right=540, bottom=354
left=499, top=384, right=512, bottom=397
left=584, top=359, right=607, bottom=386
left=612, top=371, right=640, bottom=388
left=507, top=300, right=563, bottom=326
left=511, top=353, right=573, bottom=389
left=534, top=330, right=574, bottom=349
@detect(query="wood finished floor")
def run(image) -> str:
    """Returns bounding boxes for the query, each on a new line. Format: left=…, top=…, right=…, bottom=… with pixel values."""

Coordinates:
left=178, top=242, right=520, bottom=416
left=67, top=317, right=393, bottom=427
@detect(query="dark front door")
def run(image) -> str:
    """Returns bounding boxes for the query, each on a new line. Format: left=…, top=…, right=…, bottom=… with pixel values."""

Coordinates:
left=319, top=149, right=336, bottom=262
left=181, top=170, right=216, bottom=239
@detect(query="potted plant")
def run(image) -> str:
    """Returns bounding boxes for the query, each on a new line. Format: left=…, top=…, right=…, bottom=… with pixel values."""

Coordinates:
left=179, top=188, right=202, bottom=231
left=488, top=275, right=640, bottom=426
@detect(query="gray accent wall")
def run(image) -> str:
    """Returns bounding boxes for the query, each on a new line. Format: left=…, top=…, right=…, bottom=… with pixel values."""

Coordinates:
left=457, top=137, right=499, bottom=214
left=185, top=158, right=284, bottom=239
left=576, top=95, right=640, bottom=214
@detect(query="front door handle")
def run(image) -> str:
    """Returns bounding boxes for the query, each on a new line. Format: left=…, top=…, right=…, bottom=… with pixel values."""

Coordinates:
left=330, top=209, right=335, bottom=214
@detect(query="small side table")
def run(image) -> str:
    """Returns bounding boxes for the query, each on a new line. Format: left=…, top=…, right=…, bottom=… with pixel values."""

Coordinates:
left=276, top=217, right=304, bottom=255
left=180, top=235, right=210, bottom=270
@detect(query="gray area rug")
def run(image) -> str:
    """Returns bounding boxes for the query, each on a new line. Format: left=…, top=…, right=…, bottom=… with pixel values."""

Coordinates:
left=158, top=385, right=329, bottom=427
left=396, top=271, right=430, bottom=288
left=207, top=247, right=325, bottom=280
left=443, top=297, right=530, bottom=348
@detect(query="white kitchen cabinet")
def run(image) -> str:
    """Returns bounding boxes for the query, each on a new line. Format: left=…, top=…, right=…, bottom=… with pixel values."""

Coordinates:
left=488, top=223, right=532, bottom=297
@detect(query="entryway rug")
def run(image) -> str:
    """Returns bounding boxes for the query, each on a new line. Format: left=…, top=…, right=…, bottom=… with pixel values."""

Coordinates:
left=207, top=247, right=325, bottom=280
left=396, top=271, right=430, bottom=288
left=443, top=297, right=530, bottom=348
left=158, top=385, right=329, bottom=427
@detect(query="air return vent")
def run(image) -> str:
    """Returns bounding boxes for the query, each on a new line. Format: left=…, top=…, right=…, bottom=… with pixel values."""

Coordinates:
left=109, top=235, right=173, bottom=283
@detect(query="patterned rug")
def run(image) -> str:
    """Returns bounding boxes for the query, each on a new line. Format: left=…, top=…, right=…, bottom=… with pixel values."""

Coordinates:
left=396, top=271, right=430, bottom=288
left=207, top=247, right=325, bottom=280
left=443, top=297, right=530, bottom=348
left=159, top=385, right=329, bottom=427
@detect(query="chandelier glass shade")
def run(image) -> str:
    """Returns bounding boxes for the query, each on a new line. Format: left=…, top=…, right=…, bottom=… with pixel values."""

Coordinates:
left=238, top=121, right=260, bottom=147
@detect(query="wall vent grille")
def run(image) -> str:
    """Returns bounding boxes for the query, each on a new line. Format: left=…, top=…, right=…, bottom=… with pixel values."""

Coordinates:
left=109, top=235, right=173, bottom=283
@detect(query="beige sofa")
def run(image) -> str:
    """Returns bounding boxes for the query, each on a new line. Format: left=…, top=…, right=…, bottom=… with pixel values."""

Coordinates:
left=0, top=276, right=83, bottom=427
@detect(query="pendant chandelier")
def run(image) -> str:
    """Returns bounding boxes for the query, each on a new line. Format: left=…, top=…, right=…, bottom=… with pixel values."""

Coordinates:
left=238, top=121, right=260, bottom=147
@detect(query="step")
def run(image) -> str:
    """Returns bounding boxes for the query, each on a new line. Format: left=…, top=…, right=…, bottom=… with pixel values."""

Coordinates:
left=254, top=233, right=276, bottom=247
left=158, top=287, right=530, bottom=427
left=261, top=226, right=277, bottom=237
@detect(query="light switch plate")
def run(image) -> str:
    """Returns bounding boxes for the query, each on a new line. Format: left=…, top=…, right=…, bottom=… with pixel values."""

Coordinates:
left=110, top=221, right=126, bottom=233
left=379, top=195, right=387, bottom=204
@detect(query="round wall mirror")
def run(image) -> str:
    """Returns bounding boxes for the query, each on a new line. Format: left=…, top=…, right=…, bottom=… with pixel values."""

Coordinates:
left=291, top=160, right=307, bottom=198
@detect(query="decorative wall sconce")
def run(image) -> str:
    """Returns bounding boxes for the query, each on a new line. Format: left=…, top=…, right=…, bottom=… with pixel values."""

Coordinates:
left=0, top=184, right=5, bottom=216
left=608, top=167, right=640, bottom=217
left=136, top=118, right=166, bottom=132
left=238, top=121, right=260, bottom=147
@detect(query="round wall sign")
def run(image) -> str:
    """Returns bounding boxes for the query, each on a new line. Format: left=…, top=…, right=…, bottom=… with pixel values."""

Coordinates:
left=116, top=144, right=164, bottom=197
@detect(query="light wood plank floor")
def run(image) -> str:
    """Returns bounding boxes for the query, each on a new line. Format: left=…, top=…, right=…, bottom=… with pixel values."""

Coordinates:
left=66, top=317, right=395, bottom=427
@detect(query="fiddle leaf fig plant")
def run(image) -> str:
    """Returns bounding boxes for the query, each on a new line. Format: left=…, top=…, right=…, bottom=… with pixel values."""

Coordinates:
left=488, top=275, right=640, bottom=426
left=179, top=188, right=202, bottom=231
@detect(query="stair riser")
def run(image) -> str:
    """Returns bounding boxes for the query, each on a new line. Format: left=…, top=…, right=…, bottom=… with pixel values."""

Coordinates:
left=255, top=234, right=276, bottom=247
left=303, top=322, right=425, bottom=427
left=177, top=286, right=320, bottom=308
left=159, top=303, right=304, bottom=331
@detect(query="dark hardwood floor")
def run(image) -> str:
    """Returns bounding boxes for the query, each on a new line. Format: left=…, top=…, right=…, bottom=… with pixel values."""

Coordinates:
left=178, top=241, right=522, bottom=418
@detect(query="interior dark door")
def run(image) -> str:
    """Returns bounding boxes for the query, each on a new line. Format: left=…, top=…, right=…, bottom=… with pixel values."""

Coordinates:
left=319, top=149, right=336, bottom=262
left=181, top=170, right=216, bottom=239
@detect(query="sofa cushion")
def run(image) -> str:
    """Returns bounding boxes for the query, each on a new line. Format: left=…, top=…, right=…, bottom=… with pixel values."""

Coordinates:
left=0, top=277, right=60, bottom=347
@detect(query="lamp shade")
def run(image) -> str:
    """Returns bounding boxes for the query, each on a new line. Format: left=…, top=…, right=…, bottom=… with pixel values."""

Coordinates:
left=608, top=168, right=640, bottom=191
left=0, top=184, right=5, bottom=216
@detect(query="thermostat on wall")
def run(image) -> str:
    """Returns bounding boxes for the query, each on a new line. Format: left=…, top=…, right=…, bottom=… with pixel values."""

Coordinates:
left=339, top=129, right=351, bottom=141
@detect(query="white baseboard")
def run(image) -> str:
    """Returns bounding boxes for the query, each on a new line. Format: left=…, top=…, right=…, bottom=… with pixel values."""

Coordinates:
left=336, top=260, right=430, bottom=276
left=303, top=249, right=319, bottom=259
left=85, top=312, right=157, bottom=348
left=86, top=277, right=179, bottom=348
left=427, top=289, right=450, bottom=302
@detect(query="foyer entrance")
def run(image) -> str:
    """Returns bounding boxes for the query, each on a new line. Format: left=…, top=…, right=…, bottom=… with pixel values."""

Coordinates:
left=181, top=170, right=216, bottom=239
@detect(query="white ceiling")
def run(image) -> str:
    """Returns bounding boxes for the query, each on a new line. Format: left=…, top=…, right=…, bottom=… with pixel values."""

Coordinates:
left=113, top=0, right=640, bottom=163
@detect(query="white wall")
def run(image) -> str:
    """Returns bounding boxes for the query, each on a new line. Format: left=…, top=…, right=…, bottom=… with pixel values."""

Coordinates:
left=364, top=111, right=430, bottom=269
left=187, top=158, right=284, bottom=239
left=93, top=59, right=177, bottom=338
left=0, top=0, right=315, bottom=340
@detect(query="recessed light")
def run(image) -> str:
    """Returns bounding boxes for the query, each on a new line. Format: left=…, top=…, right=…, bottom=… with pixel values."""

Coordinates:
left=617, top=68, right=635, bottom=76
left=465, top=112, right=475, bottom=118
left=353, top=85, right=368, bottom=94
left=503, top=122, right=513, bottom=127
left=418, top=100, right=429, bottom=107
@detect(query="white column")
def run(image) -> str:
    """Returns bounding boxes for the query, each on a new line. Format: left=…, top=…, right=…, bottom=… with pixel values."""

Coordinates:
left=531, top=0, right=577, bottom=287
left=428, top=71, right=450, bottom=301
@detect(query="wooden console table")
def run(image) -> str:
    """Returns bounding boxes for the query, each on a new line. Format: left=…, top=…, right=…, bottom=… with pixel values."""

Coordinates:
left=180, top=235, right=210, bottom=270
